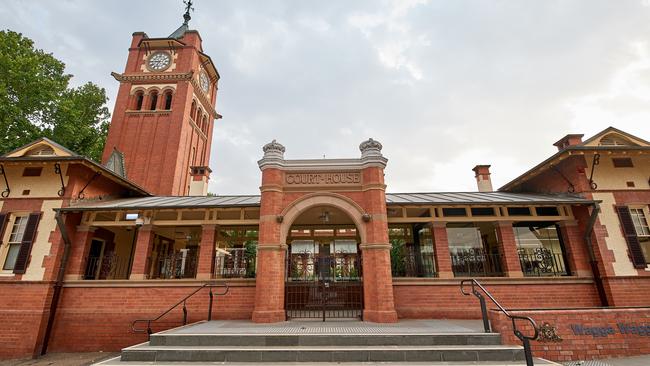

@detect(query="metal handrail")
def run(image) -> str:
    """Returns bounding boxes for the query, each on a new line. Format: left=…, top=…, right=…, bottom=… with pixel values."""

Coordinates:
left=461, top=279, right=539, bottom=366
left=131, top=282, right=229, bottom=337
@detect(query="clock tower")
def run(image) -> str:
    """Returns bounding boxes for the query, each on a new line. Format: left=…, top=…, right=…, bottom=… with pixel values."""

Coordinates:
left=101, top=3, right=220, bottom=196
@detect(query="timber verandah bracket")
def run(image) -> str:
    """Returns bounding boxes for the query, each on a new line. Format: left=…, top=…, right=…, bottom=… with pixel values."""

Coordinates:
left=0, top=164, right=9, bottom=197
left=54, top=163, right=65, bottom=197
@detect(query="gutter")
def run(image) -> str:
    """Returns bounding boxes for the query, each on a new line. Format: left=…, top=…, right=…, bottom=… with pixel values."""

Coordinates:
left=40, top=210, right=74, bottom=355
left=583, top=201, right=609, bottom=306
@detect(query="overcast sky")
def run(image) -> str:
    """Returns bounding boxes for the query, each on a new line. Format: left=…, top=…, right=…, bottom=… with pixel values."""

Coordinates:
left=2, top=1, right=650, bottom=195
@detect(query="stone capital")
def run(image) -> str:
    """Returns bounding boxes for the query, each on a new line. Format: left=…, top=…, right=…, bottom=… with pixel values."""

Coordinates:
left=359, top=243, right=391, bottom=250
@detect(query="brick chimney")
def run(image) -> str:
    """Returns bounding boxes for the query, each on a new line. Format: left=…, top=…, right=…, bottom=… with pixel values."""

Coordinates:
left=188, top=166, right=212, bottom=196
left=472, top=165, right=493, bottom=192
left=553, top=134, right=584, bottom=151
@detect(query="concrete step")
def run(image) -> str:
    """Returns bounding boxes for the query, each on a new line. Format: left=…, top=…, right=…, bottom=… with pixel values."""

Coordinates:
left=149, top=333, right=503, bottom=347
left=120, top=344, right=526, bottom=363
left=97, top=357, right=561, bottom=365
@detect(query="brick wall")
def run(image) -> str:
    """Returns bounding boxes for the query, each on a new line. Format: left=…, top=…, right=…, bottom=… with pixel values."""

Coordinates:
left=0, top=281, right=53, bottom=359
left=604, top=277, right=650, bottom=306
left=46, top=281, right=255, bottom=353
left=393, top=279, right=601, bottom=319
left=491, top=307, right=650, bottom=361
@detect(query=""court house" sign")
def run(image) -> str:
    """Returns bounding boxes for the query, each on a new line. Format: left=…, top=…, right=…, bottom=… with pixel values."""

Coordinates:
left=285, top=172, right=361, bottom=185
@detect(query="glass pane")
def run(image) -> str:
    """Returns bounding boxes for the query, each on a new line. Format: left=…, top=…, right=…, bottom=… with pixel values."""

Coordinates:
left=514, top=223, right=568, bottom=276
left=3, top=244, right=20, bottom=270
left=9, top=216, right=27, bottom=243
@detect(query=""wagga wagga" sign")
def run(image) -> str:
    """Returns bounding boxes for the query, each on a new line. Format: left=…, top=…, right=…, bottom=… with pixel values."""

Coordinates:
left=285, top=172, right=361, bottom=185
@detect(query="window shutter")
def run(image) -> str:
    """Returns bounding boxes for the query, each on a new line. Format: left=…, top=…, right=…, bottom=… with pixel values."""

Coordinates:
left=615, top=206, right=647, bottom=269
left=0, top=213, right=8, bottom=245
left=13, top=213, right=41, bottom=274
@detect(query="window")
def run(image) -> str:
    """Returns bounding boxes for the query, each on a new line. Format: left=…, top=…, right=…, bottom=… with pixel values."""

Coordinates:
left=22, top=167, right=42, bottom=177
left=164, top=91, right=173, bottom=110
left=3, top=216, right=27, bottom=270
left=135, top=92, right=144, bottom=110
left=507, top=207, right=531, bottom=216
left=215, top=227, right=258, bottom=278
left=631, top=209, right=650, bottom=265
left=514, top=223, right=569, bottom=276
left=471, top=207, right=495, bottom=216
left=630, top=209, right=650, bottom=237
left=442, top=208, right=467, bottom=217
left=149, top=91, right=158, bottom=111
left=25, top=146, right=54, bottom=156
left=535, top=207, right=560, bottom=216
left=388, top=225, right=436, bottom=277
left=446, top=222, right=503, bottom=277
left=190, top=100, right=197, bottom=120
left=612, top=158, right=634, bottom=168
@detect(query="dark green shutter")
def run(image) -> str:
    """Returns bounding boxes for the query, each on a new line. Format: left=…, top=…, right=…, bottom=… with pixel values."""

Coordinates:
left=0, top=214, right=8, bottom=245
left=13, top=213, right=41, bottom=274
left=615, top=206, right=647, bottom=269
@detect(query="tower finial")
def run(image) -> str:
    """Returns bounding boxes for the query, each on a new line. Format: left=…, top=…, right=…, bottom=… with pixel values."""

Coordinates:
left=182, top=0, right=194, bottom=25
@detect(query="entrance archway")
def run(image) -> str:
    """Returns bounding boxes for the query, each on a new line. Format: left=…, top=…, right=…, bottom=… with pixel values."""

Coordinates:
left=281, top=194, right=365, bottom=320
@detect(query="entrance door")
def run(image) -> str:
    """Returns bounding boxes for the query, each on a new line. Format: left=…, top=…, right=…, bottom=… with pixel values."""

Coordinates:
left=286, top=239, right=363, bottom=321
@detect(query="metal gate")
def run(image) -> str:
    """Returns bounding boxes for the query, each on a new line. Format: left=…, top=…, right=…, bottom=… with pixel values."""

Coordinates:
left=286, top=250, right=363, bottom=321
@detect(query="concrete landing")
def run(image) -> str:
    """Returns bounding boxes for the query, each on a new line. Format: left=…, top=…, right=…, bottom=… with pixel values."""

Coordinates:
left=161, top=319, right=486, bottom=335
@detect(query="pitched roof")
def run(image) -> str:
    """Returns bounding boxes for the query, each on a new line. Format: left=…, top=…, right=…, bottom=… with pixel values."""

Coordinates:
left=2, top=137, right=78, bottom=158
left=1, top=137, right=150, bottom=196
left=500, top=127, right=650, bottom=191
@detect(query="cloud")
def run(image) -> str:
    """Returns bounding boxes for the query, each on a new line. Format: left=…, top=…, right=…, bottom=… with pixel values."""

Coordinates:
left=2, top=0, right=650, bottom=195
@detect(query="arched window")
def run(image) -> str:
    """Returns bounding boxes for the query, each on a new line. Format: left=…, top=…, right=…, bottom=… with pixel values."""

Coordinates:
left=135, top=91, right=144, bottom=110
left=149, top=91, right=158, bottom=111
left=202, top=115, right=208, bottom=133
left=190, top=101, right=196, bottom=120
left=196, top=107, right=203, bottom=124
left=164, top=91, right=173, bottom=110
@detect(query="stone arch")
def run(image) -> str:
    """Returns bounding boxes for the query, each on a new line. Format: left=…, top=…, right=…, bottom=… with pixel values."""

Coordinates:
left=279, top=192, right=367, bottom=245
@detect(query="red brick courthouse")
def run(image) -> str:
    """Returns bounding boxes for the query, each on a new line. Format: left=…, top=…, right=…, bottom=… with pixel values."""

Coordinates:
left=1, top=15, right=650, bottom=363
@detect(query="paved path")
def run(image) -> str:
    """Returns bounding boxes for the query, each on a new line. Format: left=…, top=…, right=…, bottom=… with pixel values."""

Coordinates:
left=0, top=352, right=117, bottom=366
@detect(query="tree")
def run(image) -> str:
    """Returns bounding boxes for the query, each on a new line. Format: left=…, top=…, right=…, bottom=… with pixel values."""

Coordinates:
left=0, top=30, right=110, bottom=161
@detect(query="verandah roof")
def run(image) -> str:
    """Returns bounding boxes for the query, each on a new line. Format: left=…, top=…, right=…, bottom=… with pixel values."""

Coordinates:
left=58, top=192, right=594, bottom=212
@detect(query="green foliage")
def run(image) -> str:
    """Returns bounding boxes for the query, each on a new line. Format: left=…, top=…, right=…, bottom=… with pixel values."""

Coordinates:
left=244, top=239, right=257, bottom=278
left=390, top=238, right=406, bottom=276
left=0, top=30, right=110, bottom=160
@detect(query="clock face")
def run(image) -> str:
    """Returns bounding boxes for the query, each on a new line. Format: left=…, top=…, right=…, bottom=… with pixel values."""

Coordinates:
left=199, top=72, right=210, bottom=93
left=148, top=52, right=171, bottom=71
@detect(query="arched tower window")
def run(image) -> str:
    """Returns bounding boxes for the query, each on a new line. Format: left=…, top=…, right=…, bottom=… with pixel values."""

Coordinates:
left=202, top=115, right=208, bottom=133
left=164, top=90, right=173, bottom=110
left=190, top=101, right=197, bottom=120
left=149, top=91, right=158, bottom=111
left=135, top=91, right=144, bottom=110
left=196, top=107, right=203, bottom=124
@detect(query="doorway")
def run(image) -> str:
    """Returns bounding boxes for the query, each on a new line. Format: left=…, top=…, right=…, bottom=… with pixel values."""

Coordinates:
left=285, top=225, right=363, bottom=321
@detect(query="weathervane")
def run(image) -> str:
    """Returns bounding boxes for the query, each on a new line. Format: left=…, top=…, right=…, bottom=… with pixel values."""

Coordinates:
left=183, top=0, right=194, bottom=25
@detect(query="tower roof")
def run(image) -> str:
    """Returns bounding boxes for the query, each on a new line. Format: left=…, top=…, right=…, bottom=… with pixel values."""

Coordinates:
left=169, top=0, right=194, bottom=39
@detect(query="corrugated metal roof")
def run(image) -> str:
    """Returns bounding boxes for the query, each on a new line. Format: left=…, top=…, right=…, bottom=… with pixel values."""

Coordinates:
left=61, top=195, right=261, bottom=211
left=385, top=192, right=592, bottom=205
left=59, top=191, right=593, bottom=212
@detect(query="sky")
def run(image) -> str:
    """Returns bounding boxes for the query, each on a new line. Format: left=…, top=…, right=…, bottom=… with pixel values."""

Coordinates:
left=2, top=0, right=650, bottom=195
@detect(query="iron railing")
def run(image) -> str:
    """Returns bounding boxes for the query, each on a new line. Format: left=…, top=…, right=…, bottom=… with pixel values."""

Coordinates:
left=451, top=249, right=503, bottom=277
left=151, top=251, right=198, bottom=279
left=84, top=254, right=129, bottom=280
left=391, top=248, right=437, bottom=278
left=132, top=282, right=229, bottom=338
left=518, top=248, right=568, bottom=277
left=214, top=248, right=256, bottom=278
left=461, top=279, right=539, bottom=366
